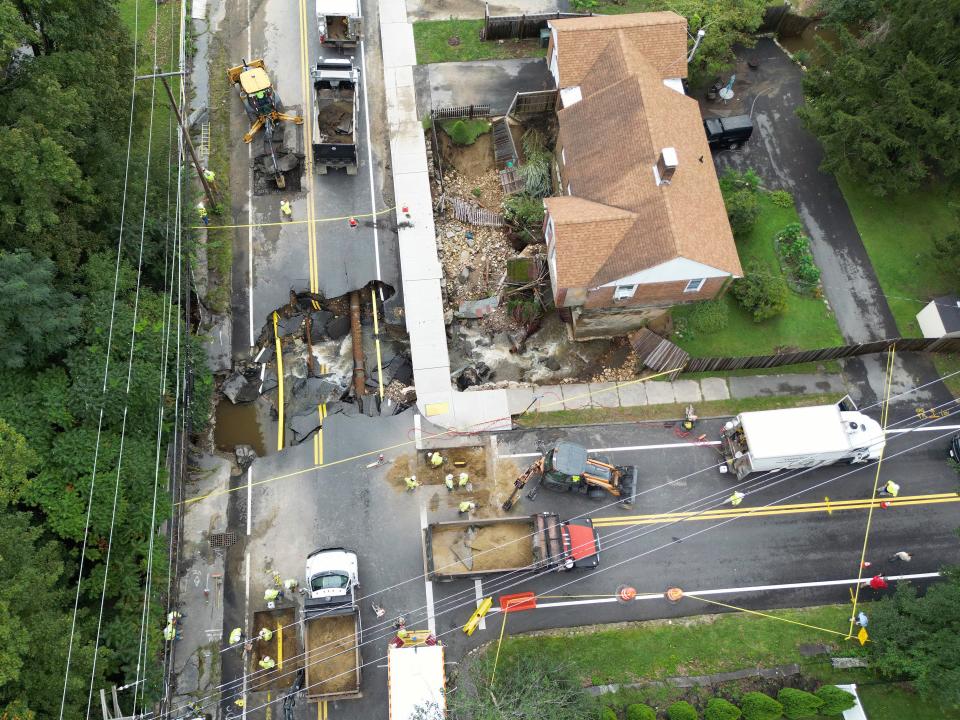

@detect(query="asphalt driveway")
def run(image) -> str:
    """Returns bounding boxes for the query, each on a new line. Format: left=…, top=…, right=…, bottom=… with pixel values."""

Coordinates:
left=708, top=39, right=951, bottom=409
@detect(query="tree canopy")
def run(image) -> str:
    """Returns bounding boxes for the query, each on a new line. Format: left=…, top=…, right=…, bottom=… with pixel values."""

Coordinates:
left=799, top=0, right=960, bottom=195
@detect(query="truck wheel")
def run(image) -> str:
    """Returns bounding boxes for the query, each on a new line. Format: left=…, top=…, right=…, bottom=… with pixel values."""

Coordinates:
left=587, top=487, right=606, bottom=499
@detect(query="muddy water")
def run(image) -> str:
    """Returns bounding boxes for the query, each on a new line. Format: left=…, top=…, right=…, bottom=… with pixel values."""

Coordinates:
left=214, top=399, right=268, bottom=457
left=778, top=22, right=841, bottom=61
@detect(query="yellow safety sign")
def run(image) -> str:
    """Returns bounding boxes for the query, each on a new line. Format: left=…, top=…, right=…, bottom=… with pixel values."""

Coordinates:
left=463, top=597, right=492, bottom=636
left=857, top=627, right=869, bottom=646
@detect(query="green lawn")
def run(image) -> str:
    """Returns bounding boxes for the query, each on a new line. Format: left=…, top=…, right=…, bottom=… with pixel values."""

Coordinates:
left=501, top=605, right=855, bottom=686
left=517, top=392, right=841, bottom=428
left=672, top=194, right=844, bottom=357
left=839, top=178, right=960, bottom=397
left=413, top=19, right=546, bottom=64
left=858, top=682, right=960, bottom=720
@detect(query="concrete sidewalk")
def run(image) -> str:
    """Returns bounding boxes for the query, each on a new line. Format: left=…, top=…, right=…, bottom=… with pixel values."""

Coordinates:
left=502, top=373, right=847, bottom=414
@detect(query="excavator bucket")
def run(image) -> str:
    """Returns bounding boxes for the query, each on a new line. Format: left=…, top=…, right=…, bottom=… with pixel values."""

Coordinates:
left=617, top=467, right=638, bottom=509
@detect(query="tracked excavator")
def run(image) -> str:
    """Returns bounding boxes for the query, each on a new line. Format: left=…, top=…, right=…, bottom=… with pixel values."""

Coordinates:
left=503, top=440, right=638, bottom=511
left=227, top=59, right=304, bottom=189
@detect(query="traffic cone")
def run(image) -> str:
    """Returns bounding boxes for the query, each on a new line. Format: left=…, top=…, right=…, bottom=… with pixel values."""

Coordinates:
left=879, top=501, right=889, bottom=509
left=861, top=561, right=871, bottom=569
left=349, top=217, right=358, bottom=228
left=402, top=205, right=410, bottom=218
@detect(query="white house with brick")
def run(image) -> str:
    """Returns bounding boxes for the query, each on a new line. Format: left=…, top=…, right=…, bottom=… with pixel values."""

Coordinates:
left=543, top=12, right=742, bottom=339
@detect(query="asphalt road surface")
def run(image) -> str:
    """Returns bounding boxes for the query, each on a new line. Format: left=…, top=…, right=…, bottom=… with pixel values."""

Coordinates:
left=214, top=402, right=960, bottom=720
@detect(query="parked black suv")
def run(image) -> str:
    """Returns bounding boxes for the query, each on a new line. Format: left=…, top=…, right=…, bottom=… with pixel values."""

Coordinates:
left=704, top=115, right=754, bottom=150
left=950, top=433, right=960, bottom=462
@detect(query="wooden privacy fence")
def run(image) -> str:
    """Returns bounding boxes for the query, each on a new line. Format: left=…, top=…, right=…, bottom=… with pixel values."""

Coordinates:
left=482, top=2, right=591, bottom=40
left=432, top=104, right=491, bottom=120
left=683, top=337, right=960, bottom=374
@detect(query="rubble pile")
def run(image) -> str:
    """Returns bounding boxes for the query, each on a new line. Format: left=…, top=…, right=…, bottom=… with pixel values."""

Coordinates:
left=441, top=168, right=503, bottom=210
left=435, top=214, right=513, bottom=311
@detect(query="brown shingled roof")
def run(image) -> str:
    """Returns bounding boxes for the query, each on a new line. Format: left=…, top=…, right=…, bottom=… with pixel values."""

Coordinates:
left=549, top=28, right=741, bottom=289
left=549, top=11, right=689, bottom=87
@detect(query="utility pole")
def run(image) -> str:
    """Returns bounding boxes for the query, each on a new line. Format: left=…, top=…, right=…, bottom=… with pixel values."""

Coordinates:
left=136, top=69, right=217, bottom=209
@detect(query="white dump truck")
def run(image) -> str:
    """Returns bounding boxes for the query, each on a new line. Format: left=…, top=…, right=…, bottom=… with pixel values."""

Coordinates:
left=317, top=0, right=362, bottom=48
left=719, top=400, right=885, bottom=480
left=387, top=636, right=446, bottom=720
left=302, top=547, right=362, bottom=701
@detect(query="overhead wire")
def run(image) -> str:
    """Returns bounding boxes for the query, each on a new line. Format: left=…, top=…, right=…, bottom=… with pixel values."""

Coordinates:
left=57, top=0, right=144, bottom=716
left=84, top=7, right=164, bottom=716
left=222, top=409, right=960, bottom=718
left=164, top=394, right=960, bottom=715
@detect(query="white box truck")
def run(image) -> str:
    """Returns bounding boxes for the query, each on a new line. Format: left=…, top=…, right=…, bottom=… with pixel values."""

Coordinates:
left=317, top=0, right=362, bottom=48
left=302, top=547, right=362, bottom=701
left=719, top=400, right=885, bottom=479
left=388, top=639, right=446, bottom=720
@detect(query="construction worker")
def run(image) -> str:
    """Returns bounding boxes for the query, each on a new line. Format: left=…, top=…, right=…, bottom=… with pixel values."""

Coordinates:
left=167, top=610, right=183, bottom=624
left=458, top=500, right=476, bottom=514
left=234, top=699, right=245, bottom=708
left=258, top=627, right=274, bottom=643
left=404, top=475, right=419, bottom=491
left=458, top=472, right=469, bottom=488
left=229, top=627, right=243, bottom=644
left=280, top=199, right=293, bottom=220
left=196, top=203, right=209, bottom=226
left=855, top=611, right=868, bottom=627
left=429, top=451, right=444, bottom=467
left=570, top=475, right=580, bottom=484
left=878, top=480, right=900, bottom=498
left=264, top=587, right=282, bottom=603
left=444, top=474, right=455, bottom=491
left=258, top=655, right=276, bottom=670
left=728, top=491, right=745, bottom=506
left=283, top=578, right=298, bottom=592
left=163, top=623, right=176, bottom=642
left=863, top=575, right=889, bottom=591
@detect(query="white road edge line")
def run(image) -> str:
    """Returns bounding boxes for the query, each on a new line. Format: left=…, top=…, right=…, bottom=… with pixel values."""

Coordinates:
left=419, top=501, right=436, bottom=634
left=246, top=0, right=254, bottom=349
left=500, top=441, right=721, bottom=459
left=487, top=572, right=943, bottom=613
left=242, top=550, right=251, bottom=719
left=887, top=425, right=960, bottom=433
left=246, top=467, right=252, bottom=536
left=358, top=38, right=382, bottom=289
left=474, top=578, right=486, bottom=631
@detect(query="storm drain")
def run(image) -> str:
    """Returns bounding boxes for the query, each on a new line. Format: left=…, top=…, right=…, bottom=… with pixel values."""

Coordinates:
left=208, top=531, right=238, bottom=549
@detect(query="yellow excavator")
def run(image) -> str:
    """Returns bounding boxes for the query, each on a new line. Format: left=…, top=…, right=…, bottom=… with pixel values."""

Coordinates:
left=227, top=59, right=303, bottom=188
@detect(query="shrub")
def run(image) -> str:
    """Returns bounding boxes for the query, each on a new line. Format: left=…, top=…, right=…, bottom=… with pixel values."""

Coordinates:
left=597, top=707, right=618, bottom=720
left=777, top=689, right=823, bottom=719
left=720, top=169, right=762, bottom=237
left=690, top=300, right=730, bottom=334
left=814, top=686, right=856, bottom=716
left=668, top=700, right=699, bottom=720
left=769, top=190, right=794, bottom=208
left=740, top=692, right=783, bottom=720
left=732, top=261, right=789, bottom=321
left=442, top=118, right=490, bottom=146
left=503, top=193, right=545, bottom=234
left=626, top=705, right=657, bottom=720
left=705, top=698, right=742, bottom=720
left=471, top=187, right=483, bottom=198
left=776, top=223, right=821, bottom=289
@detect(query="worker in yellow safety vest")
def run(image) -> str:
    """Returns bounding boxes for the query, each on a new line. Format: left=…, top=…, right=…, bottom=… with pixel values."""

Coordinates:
left=458, top=472, right=469, bottom=487
left=229, top=627, right=243, bottom=644
left=404, top=475, right=419, bottom=491
left=429, top=452, right=443, bottom=467
left=728, top=491, right=745, bottom=506
left=264, top=587, right=282, bottom=603
left=280, top=200, right=292, bottom=220
left=258, top=627, right=274, bottom=643
left=163, top=623, right=176, bottom=641
left=258, top=656, right=276, bottom=670
left=878, top=480, right=900, bottom=498
left=444, top=474, right=454, bottom=491
left=458, top=501, right=476, bottom=514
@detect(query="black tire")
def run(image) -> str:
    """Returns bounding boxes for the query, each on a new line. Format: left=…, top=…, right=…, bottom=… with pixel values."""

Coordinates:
left=587, top=487, right=606, bottom=499
left=542, top=477, right=569, bottom=493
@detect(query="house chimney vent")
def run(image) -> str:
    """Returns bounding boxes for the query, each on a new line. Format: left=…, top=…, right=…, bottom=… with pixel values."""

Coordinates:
left=656, top=147, right=678, bottom=185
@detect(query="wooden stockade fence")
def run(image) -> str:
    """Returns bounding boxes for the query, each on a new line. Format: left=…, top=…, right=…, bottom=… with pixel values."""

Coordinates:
left=507, top=90, right=559, bottom=119
left=432, top=104, right=491, bottom=120
left=492, top=117, right=518, bottom=166
left=683, top=337, right=960, bottom=374
left=628, top=329, right=690, bottom=381
left=482, top=2, right=591, bottom=40
left=449, top=196, right=504, bottom=227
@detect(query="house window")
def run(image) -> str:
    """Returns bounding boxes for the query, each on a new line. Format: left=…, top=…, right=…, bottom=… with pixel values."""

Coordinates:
left=684, top=278, right=706, bottom=293
left=545, top=215, right=555, bottom=245
left=614, top=284, right=637, bottom=300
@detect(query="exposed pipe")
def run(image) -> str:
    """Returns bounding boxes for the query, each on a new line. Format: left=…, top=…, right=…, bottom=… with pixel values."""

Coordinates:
left=349, top=291, right=366, bottom=401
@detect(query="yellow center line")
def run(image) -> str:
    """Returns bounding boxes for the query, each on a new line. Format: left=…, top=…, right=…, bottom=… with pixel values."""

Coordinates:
left=273, top=312, right=284, bottom=450
left=591, top=493, right=960, bottom=526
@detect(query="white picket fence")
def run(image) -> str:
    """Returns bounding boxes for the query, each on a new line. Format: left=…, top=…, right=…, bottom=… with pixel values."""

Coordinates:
left=449, top=196, right=504, bottom=227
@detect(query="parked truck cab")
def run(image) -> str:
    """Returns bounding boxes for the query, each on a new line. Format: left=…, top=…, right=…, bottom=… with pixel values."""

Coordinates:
left=704, top=114, right=753, bottom=150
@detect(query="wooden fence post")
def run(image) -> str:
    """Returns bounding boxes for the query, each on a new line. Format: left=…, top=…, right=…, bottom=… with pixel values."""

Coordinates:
left=519, top=14, right=525, bottom=39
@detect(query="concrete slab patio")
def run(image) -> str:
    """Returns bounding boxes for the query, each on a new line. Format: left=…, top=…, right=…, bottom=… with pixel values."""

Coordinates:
left=414, top=58, right=555, bottom=117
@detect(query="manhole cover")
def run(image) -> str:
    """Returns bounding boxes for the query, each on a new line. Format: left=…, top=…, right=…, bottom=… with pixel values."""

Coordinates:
left=209, top=531, right=238, bottom=548
left=447, top=35, right=460, bottom=46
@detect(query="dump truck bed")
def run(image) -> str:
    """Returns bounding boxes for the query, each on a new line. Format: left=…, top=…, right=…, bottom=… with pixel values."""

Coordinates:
left=311, top=59, right=358, bottom=172
left=425, top=513, right=566, bottom=580
left=304, top=611, right=361, bottom=700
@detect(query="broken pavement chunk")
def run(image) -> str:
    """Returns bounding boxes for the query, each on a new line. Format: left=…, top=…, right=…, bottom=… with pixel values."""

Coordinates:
left=286, top=375, right=348, bottom=417
left=222, top=372, right=260, bottom=404
left=455, top=295, right=500, bottom=319
left=288, top=412, right=322, bottom=443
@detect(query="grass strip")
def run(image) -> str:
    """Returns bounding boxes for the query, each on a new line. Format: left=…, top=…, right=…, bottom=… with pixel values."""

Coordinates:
left=413, top=19, right=546, bottom=64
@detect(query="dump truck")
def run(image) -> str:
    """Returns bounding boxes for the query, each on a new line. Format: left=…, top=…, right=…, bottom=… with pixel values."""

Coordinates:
left=424, top=512, right=600, bottom=581
left=311, top=58, right=359, bottom=175
left=302, top=547, right=362, bottom=701
left=317, top=0, right=362, bottom=48
left=503, top=440, right=638, bottom=511
left=387, top=634, right=446, bottom=720
left=719, top=400, right=886, bottom=480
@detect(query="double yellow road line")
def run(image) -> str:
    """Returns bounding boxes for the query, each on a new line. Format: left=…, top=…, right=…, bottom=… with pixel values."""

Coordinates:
left=591, top=492, right=960, bottom=528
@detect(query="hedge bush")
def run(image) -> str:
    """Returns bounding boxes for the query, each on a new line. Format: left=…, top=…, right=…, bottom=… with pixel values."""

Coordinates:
left=769, top=189, right=794, bottom=208
left=690, top=299, right=730, bottom=333
left=776, top=223, right=820, bottom=289
left=442, top=118, right=490, bottom=146
left=720, top=169, right=761, bottom=238
left=732, top=261, right=789, bottom=321
left=814, top=685, right=857, bottom=715
left=668, top=700, right=699, bottom=720
left=705, top=697, right=742, bottom=720
left=777, top=688, right=824, bottom=719
left=741, top=692, right=783, bottom=720
left=597, top=707, right=618, bottom=720
left=626, top=704, right=657, bottom=720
